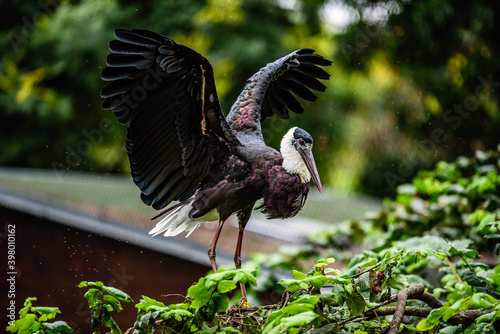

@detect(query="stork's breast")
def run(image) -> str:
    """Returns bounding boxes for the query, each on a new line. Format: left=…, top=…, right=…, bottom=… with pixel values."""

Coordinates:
left=260, top=166, right=310, bottom=219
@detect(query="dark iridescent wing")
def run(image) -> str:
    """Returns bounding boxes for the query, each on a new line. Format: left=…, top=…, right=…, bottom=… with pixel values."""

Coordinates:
left=101, top=29, right=238, bottom=210
left=226, top=48, right=331, bottom=138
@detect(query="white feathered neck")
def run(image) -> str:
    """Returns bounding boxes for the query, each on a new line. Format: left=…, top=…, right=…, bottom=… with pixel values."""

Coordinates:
left=280, top=127, right=311, bottom=184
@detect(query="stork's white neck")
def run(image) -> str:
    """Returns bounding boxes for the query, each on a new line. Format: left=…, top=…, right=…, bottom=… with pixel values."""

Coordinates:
left=280, top=127, right=311, bottom=184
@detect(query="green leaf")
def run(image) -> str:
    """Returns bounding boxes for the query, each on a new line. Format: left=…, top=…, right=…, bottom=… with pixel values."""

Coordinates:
left=310, top=323, right=339, bottom=334
left=218, top=280, right=237, bottom=293
left=471, top=293, right=498, bottom=310
left=358, top=258, right=377, bottom=269
left=416, top=308, right=446, bottom=330
left=83, top=281, right=104, bottom=288
left=353, top=329, right=369, bottom=334
left=232, top=268, right=258, bottom=286
left=138, top=311, right=152, bottom=326
left=466, top=175, right=496, bottom=194
left=262, top=296, right=320, bottom=334
left=201, top=322, right=218, bottom=333
left=78, top=281, right=88, bottom=288
left=448, top=246, right=480, bottom=259
left=387, top=274, right=409, bottom=291
left=103, top=294, right=122, bottom=312
left=347, top=290, right=366, bottom=316
left=477, top=214, right=496, bottom=233
left=84, top=288, right=102, bottom=307
left=136, top=295, right=166, bottom=311
left=433, top=251, right=447, bottom=261
left=6, top=314, right=37, bottom=332
left=281, top=311, right=319, bottom=327
left=104, top=315, right=122, bottom=334
left=160, top=309, right=193, bottom=321
left=437, top=325, right=461, bottom=334
left=212, top=292, right=230, bottom=313
left=307, top=275, right=330, bottom=288
left=292, top=270, right=307, bottom=280
left=475, top=311, right=496, bottom=323
left=220, top=327, right=243, bottom=333
left=187, top=277, right=214, bottom=308
left=344, top=322, right=363, bottom=329
left=233, top=272, right=245, bottom=283
left=41, top=320, right=74, bottom=333
left=101, top=285, right=133, bottom=302
left=315, top=257, right=336, bottom=269
left=400, top=323, right=419, bottom=332
left=442, top=298, right=471, bottom=321
left=34, top=306, right=60, bottom=321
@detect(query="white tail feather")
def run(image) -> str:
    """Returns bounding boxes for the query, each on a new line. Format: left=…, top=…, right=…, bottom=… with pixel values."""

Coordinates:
left=149, top=202, right=201, bottom=238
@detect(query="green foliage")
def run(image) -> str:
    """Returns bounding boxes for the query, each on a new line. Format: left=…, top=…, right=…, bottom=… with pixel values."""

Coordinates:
left=127, top=243, right=499, bottom=333
left=6, top=297, right=73, bottom=334
left=5, top=145, right=500, bottom=333
left=132, top=268, right=256, bottom=333
left=308, top=146, right=500, bottom=262
left=370, top=146, right=500, bottom=252
left=79, top=281, right=133, bottom=334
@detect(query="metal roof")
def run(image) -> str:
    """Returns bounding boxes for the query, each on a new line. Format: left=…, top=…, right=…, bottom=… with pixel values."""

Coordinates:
left=0, top=167, right=381, bottom=267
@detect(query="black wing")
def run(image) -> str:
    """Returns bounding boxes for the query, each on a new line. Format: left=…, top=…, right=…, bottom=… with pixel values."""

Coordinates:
left=226, top=48, right=331, bottom=139
left=101, top=29, right=238, bottom=210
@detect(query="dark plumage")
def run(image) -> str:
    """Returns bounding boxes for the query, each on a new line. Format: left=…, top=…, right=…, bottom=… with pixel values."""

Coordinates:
left=101, top=29, right=331, bottom=305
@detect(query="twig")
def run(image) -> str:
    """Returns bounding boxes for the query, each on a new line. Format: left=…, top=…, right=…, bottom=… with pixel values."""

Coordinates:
left=226, top=303, right=277, bottom=316
left=445, top=256, right=463, bottom=283
left=161, top=293, right=192, bottom=303
left=419, top=291, right=443, bottom=308
left=350, top=263, right=382, bottom=279
left=359, top=306, right=432, bottom=320
left=350, top=253, right=402, bottom=279
left=338, top=295, right=398, bottom=326
left=280, top=290, right=291, bottom=308
left=448, top=309, right=494, bottom=327
left=388, top=285, right=425, bottom=334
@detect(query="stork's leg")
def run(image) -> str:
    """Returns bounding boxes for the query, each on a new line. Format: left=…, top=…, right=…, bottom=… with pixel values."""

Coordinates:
left=208, top=219, right=224, bottom=273
left=234, top=208, right=252, bottom=306
left=234, top=225, right=248, bottom=304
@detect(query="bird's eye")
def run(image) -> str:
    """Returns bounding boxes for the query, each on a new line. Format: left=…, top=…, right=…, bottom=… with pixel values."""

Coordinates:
left=298, top=139, right=305, bottom=145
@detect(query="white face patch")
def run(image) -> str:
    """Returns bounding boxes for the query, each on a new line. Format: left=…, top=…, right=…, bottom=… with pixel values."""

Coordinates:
left=280, top=127, right=311, bottom=184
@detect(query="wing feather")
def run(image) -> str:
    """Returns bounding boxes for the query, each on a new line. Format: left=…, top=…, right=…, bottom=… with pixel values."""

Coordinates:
left=227, top=48, right=331, bottom=140
left=101, top=29, right=239, bottom=210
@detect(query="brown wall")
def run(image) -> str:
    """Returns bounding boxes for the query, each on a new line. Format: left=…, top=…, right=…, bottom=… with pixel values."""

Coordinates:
left=0, top=206, right=210, bottom=333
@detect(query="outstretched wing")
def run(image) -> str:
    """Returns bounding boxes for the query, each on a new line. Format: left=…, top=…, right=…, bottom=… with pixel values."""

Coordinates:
left=101, top=29, right=238, bottom=210
left=226, top=49, right=331, bottom=140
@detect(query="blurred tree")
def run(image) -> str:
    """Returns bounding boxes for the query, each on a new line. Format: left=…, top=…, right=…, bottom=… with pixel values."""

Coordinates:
left=1, top=0, right=499, bottom=200
left=330, top=0, right=500, bottom=197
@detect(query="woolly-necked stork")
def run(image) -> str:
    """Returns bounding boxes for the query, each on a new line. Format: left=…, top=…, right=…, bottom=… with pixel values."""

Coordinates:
left=101, top=29, right=331, bottom=304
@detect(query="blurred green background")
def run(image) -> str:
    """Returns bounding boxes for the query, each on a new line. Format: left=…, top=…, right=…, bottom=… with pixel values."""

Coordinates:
left=1, top=0, right=499, bottom=198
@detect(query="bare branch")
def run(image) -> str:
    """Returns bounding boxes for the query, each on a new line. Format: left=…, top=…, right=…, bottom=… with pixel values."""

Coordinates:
left=388, top=284, right=425, bottom=334
left=419, top=291, right=443, bottom=309
left=363, top=306, right=432, bottom=319
left=448, top=309, right=494, bottom=327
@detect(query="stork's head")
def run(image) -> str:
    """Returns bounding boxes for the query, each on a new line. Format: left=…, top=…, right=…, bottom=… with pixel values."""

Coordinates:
left=280, top=127, right=323, bottom=193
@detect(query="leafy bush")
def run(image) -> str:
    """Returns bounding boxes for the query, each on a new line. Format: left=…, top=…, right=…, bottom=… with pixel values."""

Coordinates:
left=6, top=147, right=500, bottom=333
left=78, top=281, right=133, bottom=334
left=308, top=145, right=500, bottom=259
left=6, top=297, right=73, bottom=334
left=371, top=146, right=500, bottom=253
